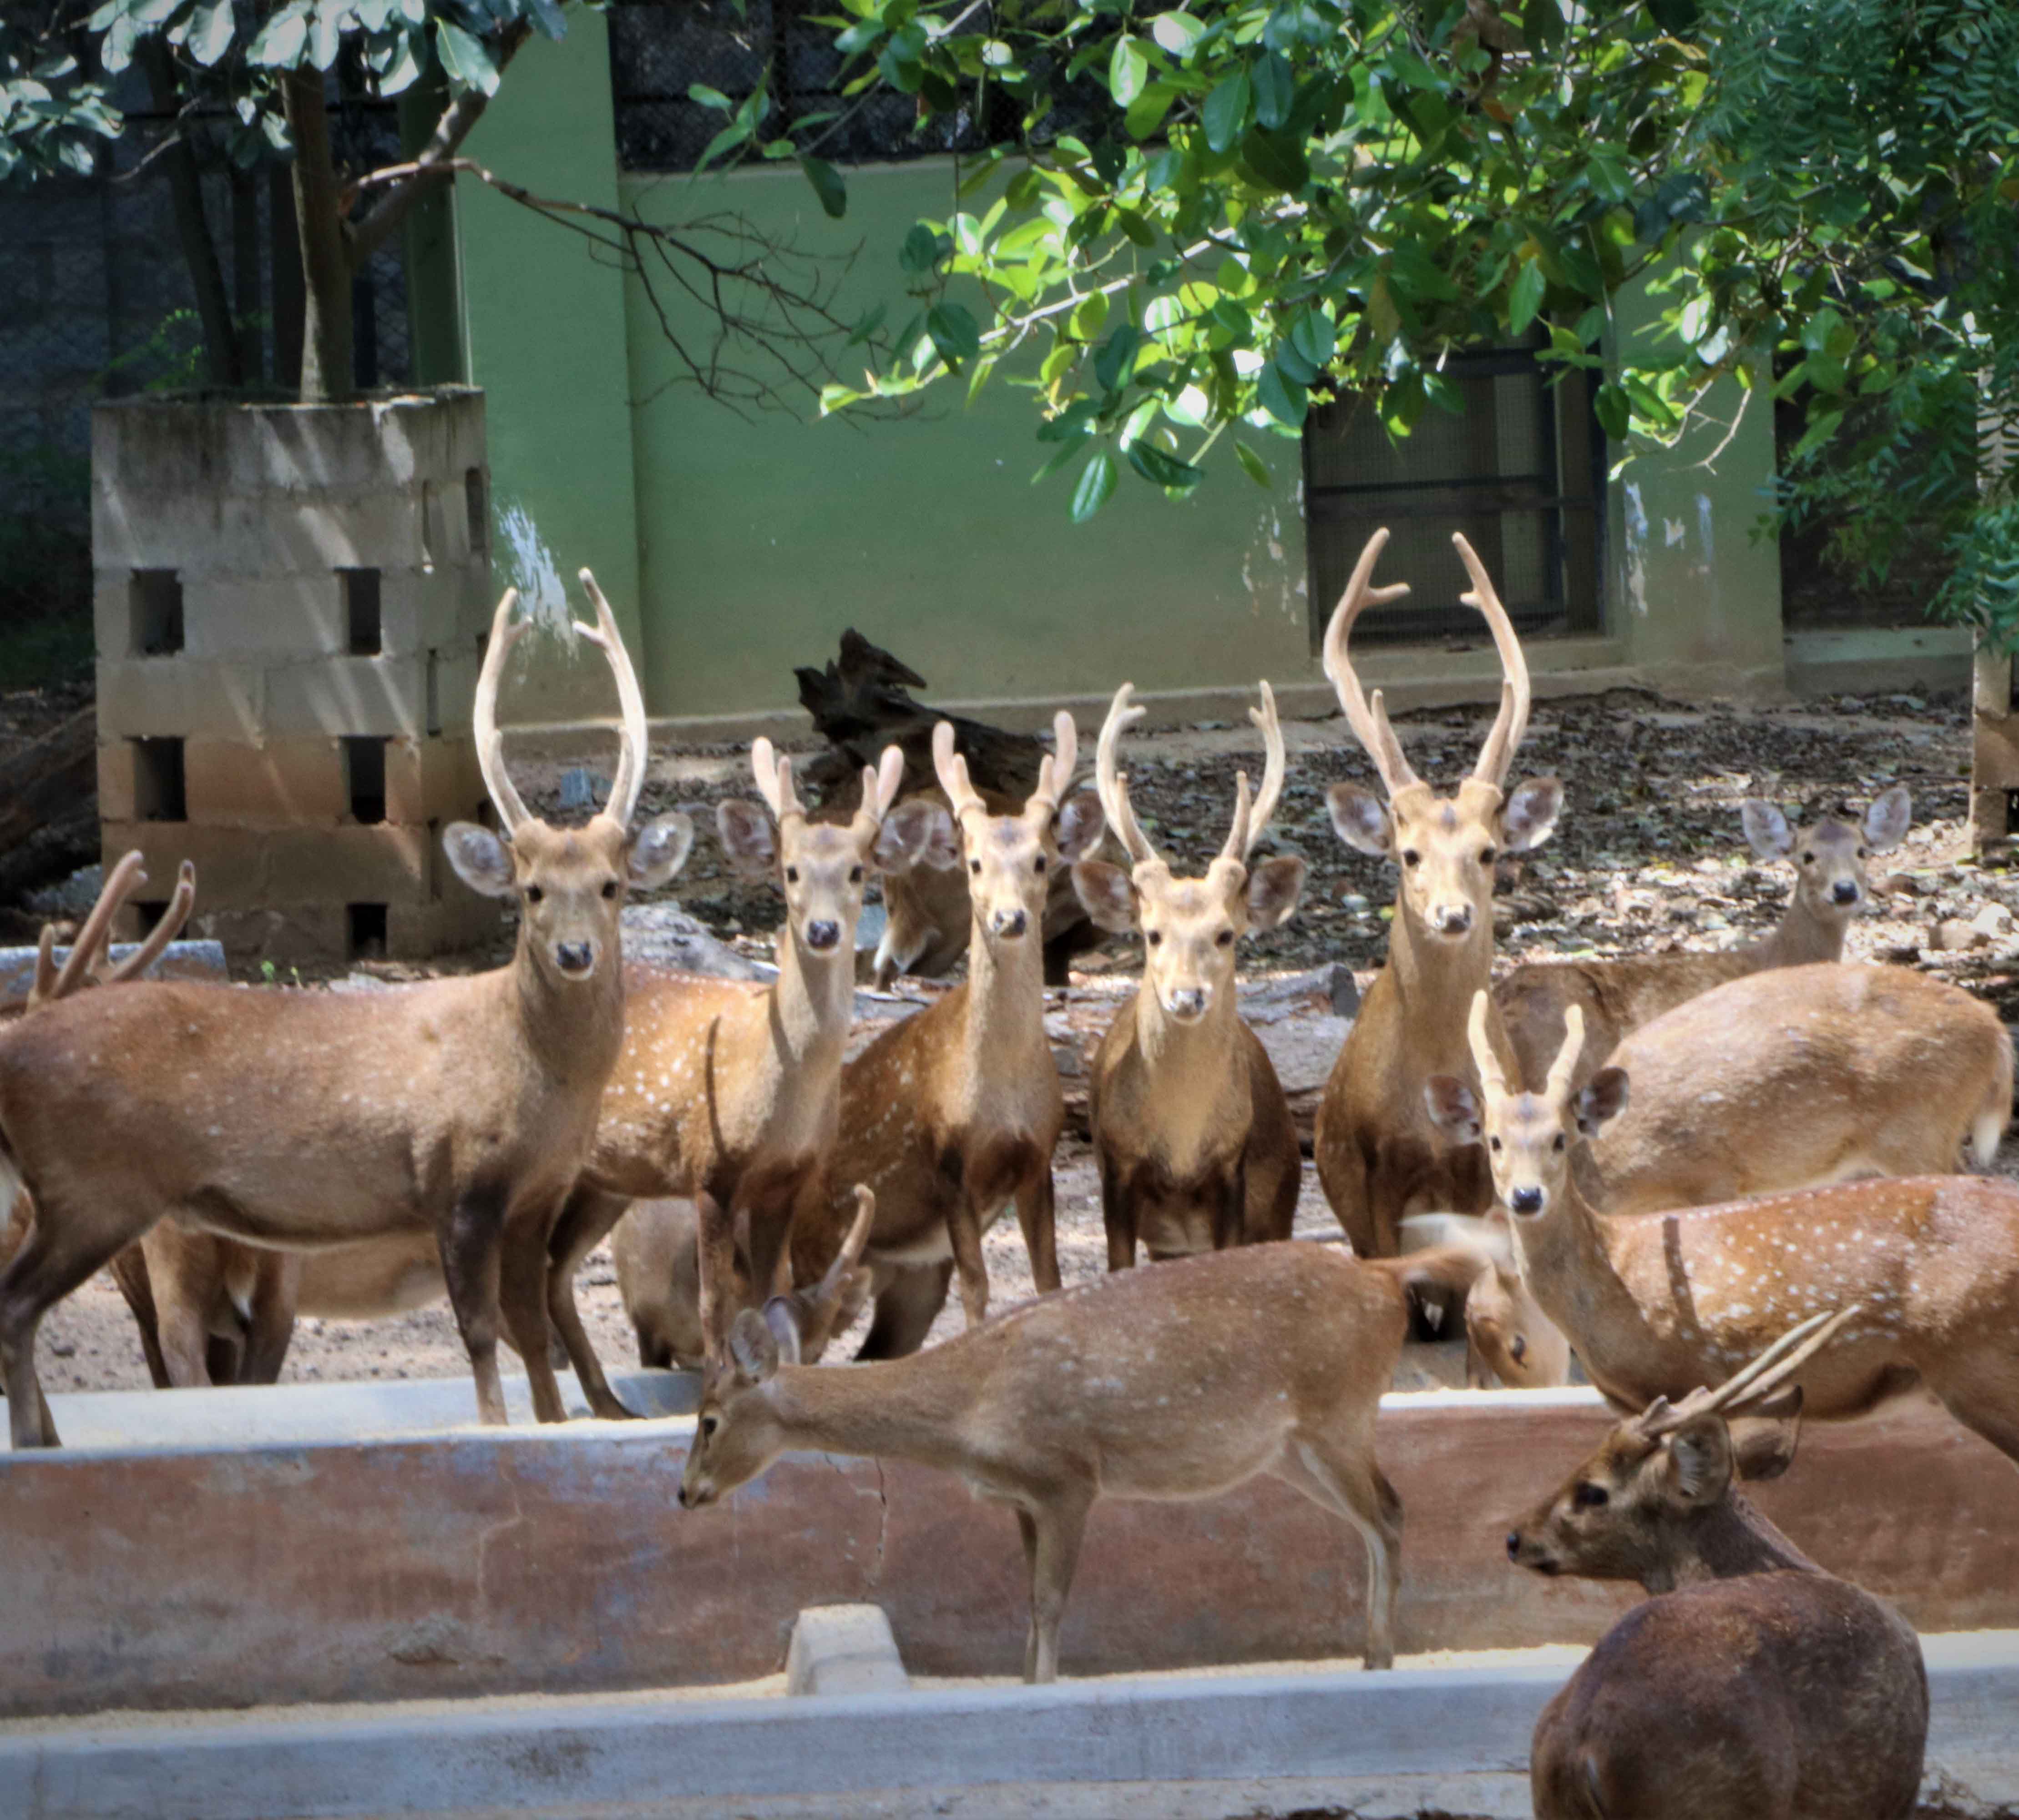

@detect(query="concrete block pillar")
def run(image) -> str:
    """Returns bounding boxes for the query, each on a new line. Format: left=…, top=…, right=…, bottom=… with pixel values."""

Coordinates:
left=90, top=388, right=502, bottom=962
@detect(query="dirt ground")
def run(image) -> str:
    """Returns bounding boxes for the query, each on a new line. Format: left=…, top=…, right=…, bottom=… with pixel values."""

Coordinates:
left=27, top=681, right=2019, bottom=1397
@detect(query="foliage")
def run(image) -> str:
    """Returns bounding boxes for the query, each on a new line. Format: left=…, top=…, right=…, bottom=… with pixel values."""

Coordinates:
left=0, top=15, right=120, bottom=183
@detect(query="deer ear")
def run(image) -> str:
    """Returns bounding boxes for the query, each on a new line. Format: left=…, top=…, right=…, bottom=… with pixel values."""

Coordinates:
left=1500, top=777, right=1562, bottom=853
left=1071, top=859, right=1138, bottom=933
left=1664, top=1414, right=1734, bottom=1508
left=1423, top=1074, right=1482, bottom=1141
left=1741, top=799, right=1793, bottom=859
left=759, top=1296, right=805, bottom=1366
left=1731, top=1388, right=1804, bottom=1482
left=1863, top=785, right=1911, bottom=853
left=872, top=798, right=937, bottom=873
left=1054, top=790, right=1106, bottom=863
left=1575, top=1066, right=1629, bottom=1135
left=1327, top=783, right=1391, bottom=856
left=727, top=1306, right=782, bottom=1385
left=716, top=799, right=778, bottom=875
left=628, top=811, right=695, bottom=890
left=443, top=822, right=517, bottom=898
left=1245, top=855, right=1306, bottom=931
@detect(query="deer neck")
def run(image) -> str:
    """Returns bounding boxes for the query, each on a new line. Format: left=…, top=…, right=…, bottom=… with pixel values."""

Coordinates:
left=964, top=925, right=1048, bottom=1074
left=1388, top=904, right=1500, bottom=1077
left=1753, top=897, right=1845, bottom=969
left=766, top=1352, right=977, bottom=1473
left=1136, top=980, right=1240, bottom=1073
left=510, top=936, right=624, bottom=1087
left=1512, top=1182, right=1658, bottom=1383
left=771, top=923, right=855, bottom=1069
left=1652, top=1495, right=1824, bottom=1592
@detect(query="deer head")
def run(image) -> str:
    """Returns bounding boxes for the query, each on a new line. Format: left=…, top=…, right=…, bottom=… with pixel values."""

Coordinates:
left=930, top=713, right=1104, bottom=953
left=1505, top=1309, right=1855, bottom=1589
left=1072, top=680, right=1304, bottom=1025
left=442, top=575, right=694, bottom=984
left=1426, top=993, right=1629, bottom=1220
left=1322, top=529, right=1560, bottom=944
left=1742, top=786, right=1911, bottom=923
left=716, top=741, right=935, bottom=959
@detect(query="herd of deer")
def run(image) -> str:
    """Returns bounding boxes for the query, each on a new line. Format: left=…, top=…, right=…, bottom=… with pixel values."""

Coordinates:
left=2, top=535, right=2014, bottom=1816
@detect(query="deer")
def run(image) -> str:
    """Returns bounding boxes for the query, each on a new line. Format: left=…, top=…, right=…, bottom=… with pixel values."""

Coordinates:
left=0, top=575, right=693, bottom=1446
left=683, top=1199, right=1501, bottom=1682
left=1498, top=786, right=1913, bottom=1087
left=1069, top=679, right=1306, bottom=1266
left=786, top=714, right=1104, bottom=1359
left=1311, top=528, right=1563, bottom=1265
left=1423, top=987, right=2019, bottom=1468
left=536, top=736, right=937, bottom=1416
left=1511, top=1311, right=1928, bottom=1820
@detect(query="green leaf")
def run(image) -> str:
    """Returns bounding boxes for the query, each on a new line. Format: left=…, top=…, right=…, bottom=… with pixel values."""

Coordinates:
left=1202, top=70, right=1249, bottom=153
left=1071, top=449, right=1118, bottom=521
left=1257, top=360, right=1308, bottom=427
left=1127, top=439, right=1204, bottom=494
left=308, top=0, right=341, bottom=71
left=1125, top=81, right=1177, bottom=141
left=435, top=20, right=500, bottom=94
left=899, top=222, right=941, bottom=274
left=247, top=4, right=309, bottom=66
left=688, top=83, right=734, bottom=112
left=1094, top=324, right=1142, bottom=394
left=187, top=0, right=234, bottom=65
left=1289, top=309, right=1334, bottom=372
left=1508, top=259, right=1546, bottom=337
left=1240, top=125, right=1308, bottom=193
left=799, top=153, right=847, bottom=219
left=1108, top=34, right=1149, bottom=108
left=526, top=0, right=567, bottom=38
left=1593, top=383, right=1630, bottom=441
left=926, top=302, right=981, bottom=368
left=1234, top=439, right=1273, bottom=488
left=1251, top=52, right=1294, bottom=130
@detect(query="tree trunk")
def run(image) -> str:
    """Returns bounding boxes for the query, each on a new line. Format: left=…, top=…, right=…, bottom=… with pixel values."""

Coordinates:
left=283, top=71, right=356, bottom=402
left=138, top=40, right=245, bottom=387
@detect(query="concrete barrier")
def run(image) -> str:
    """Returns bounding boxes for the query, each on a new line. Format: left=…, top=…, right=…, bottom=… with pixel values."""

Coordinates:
left=2, top=1374, right=2012, bottom=1720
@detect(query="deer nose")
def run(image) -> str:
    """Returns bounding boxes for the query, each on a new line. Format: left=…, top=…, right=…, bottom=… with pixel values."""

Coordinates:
left=992, top=909, right=1028, bottom=940
left=805, top=919, right=840, bottom=951
left=1166, top=987, right=1208, bottom=1021
left=1506, top=1530, right=1522, bottom=1561
left=1508, top=1186, right=1545, bottom=1217
left=555, top=941, right=596, bottom=976
left=1832, top=880, right=1860, bottom=906
left=1432, top=903, right=1473, bottom=935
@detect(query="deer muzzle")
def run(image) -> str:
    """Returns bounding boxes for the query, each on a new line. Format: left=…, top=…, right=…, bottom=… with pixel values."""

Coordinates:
left=1429, top=902, right=1475, bottom=937
left=555, top=940, right=598, bottom=977
left=991, top=908, right=1028, bottom=940
left=1163, top=986, right=1209, bottom=1023
left=805, top=919, right=841, bottom=952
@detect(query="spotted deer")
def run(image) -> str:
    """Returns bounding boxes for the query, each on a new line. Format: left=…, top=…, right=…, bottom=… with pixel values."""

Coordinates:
left=1512, top=1313, right=1928, bottom=1820
left=1498, top=787, right=1913, bottom=1087
left=541, top=737, right=936, bottom=1416
left=1425, top=989, right=2019, bottom=1466
left=1312, top=527, right=1563, bottom=1262
left=0, top=576, right=693, bottom=1445
left=1070, top=680, right=1306, bottom=1265
left=788, top=714, right=1103, bottom=1359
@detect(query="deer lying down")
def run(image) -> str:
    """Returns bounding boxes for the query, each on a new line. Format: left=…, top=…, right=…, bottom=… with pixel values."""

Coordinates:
left=681, top=1221, right=1488, bottom=1680
left=1498, top=786, right=1912, bottom=1088
left=1513, top=1313, right=1928, bottom=1820
left=1428, top=991, right=2019, bottom=1467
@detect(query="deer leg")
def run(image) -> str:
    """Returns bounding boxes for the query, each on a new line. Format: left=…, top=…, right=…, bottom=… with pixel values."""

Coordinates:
left=500, top=1197, right=569, bottom=1425
left=1015, top=1166, right=1060, bottom=1294
left=156, top=1291, right=215, bottom=1390
left=947, top=1191, right=991, bottom=1330
left=1276, top=1433, right=1403, bottom=1670
left=1212, top=1161, right=1246, bottom=1253
left=238, top=1252, right=301, bottom=1385
left=1924, top=1359, right=2019, bottom=1470
left=546, top=1186, right=635, bottom=1421
left=439, top=1192, right=509, bottom=1427
left=857, top=1262, right=951, bottom=1361
left=1100, top=1155, right=1137, bottom=1272
left=1021, top=1492, right=1092, bottom=1685
left=0, top=1202, right=125, bottom=1448
left=107, top=1241, right=173, bottom=1391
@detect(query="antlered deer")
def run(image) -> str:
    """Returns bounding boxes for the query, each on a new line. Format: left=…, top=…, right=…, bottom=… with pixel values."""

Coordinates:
left=1312, top=529, right=1562, bottom=1260
left=1070, top=680, right=1306, bottom=1265
left=788, top=715, right=1103, bottom=1358
left=682, top=1218, right=1492, bottom=1680
left=1498, top=787, right=1912, bottom=1086
left=1512, top=1312, right=1928, bottom=1820
left=0, top=576, right=693, bottom=1445
left=1426, top=989, right=2019, bottom=1466
left=540, top=737, right=935, bottom=1416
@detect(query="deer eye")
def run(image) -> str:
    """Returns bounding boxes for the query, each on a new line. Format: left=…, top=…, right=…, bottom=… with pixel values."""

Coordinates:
left=1402, top=849, right=1422, bottom=868
left=970, top=858, right=982, bottom=875
left=1510, top=1335, right=1528, bottom=1363
left=1857, top=845, right=1868, bottom=858
left=1488, top=1135, right=1502, bottom=1153
left=700, top=1414, right=719, bottom=1439
left=1216, top=929, right=1235, bottom=946
left=849, top=865, right=864, bottom=884
left=525, top=885, right=544, bottom=905
left=1147, top=930, right=1163, bottom=946
left=1573, top=1481, right=1609, bottom=1509
left=601, top=880, right=619, bottom=900
left=1034, top=854, right=1047, bottom=874
left=785, top=866, right=800, bottom=885
left=1801, top=851, right=1814, bottom=864
left=1553, top=1132, right=1566, bottom=1152
left=1479, top=846, right=1497, bottom=865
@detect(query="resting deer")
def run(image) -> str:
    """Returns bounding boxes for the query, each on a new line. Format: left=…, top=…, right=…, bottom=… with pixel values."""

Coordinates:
left=539, top=738, right=934, bottom=1416
left=1499, top=787, right=1913, bottom=1087
left=1312, top=528, right=1562, bottom=1261
left=1425, top=989, right=2019, bottom=1466
left=1512, top=1312, right=1928, bottom=1820
left=684, top=1209, right=1498, bottom=1680
left=1070, top=680, right=1306, bottom=1265
left=788, top=715, right=1103, bottom=1359
left=0, top=576, right=693, bottom=1446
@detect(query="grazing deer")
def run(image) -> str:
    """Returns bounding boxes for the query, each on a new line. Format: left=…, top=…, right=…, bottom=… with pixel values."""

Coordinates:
left=1512, top=1313, right=1928, bottom=1820
left=1498, top=787, right=1913, bottom=1086
left=1425, top=989, right=2019, bottom=1466
left=539, top=738, right=934, bottom=1416
left=0, top=576, right=693, bottom=1446
left=684, top=1214, right=1496, bottom=1680
left=1070, top=680, right=1306, bottom=1265
left=789, top=715, right=1103, bottom=1359
left=1312, top=529, right=1563, bottom=1260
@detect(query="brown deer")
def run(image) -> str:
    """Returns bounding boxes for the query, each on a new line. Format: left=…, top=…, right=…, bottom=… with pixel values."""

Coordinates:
left=1498, top=787, right=1913, bottom=1087
left=540, top=737, right=936, bottom=1416
left=1425, top=989, right=2019, bottom=1466
left=788, top=715, right=1104, bottom=1359
left=1512, top=1312, right=1928, bottom=1820
left=1070, top=680, right=1306, bottom=1265
left=1312, top=528, right=1563, bottom=1261
left=0, top=576, right=693, bottom=1446
left=683, top=1213, right=1496, bottom=1681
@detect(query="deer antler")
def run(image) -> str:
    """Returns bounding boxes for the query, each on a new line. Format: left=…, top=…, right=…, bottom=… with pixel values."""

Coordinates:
left=100, top=860, right=196, bottom=988
left=749, top=738, right=807, bottom=825
left=575, top=569, right=649, bottom=828
left=1544, top=1004, right=1585, bottom=1105
left=1466, top=988, right=1511, bottom=1101
left=1451, top=534, right=1532, bottom=790
left=1322, top=529, right=1420, bottom=797
left=30, top=850, right=147, bottom=1011
left=849, top=746, right=906, bottom=842
left=931, top=721, right=989, bottom=824
left=1025, top=710, right=1078, bottom=823
left=1639, top=1307, right=1861, bottom=1437
left=1095, top=683, right=1161, bottom=870
left=1223, top=680, right=1287, bottom=863
left=473, top=589, right=535, bottom=835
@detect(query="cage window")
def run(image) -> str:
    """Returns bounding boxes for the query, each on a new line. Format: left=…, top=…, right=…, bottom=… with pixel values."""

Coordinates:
left=344, top=736, right=387, bottom=825
left=465, top=468, right=487, bottom=555
left=341, top=568, right=382, bottom=655
left=346, top=902, right=388, bottom=960
left=129, top=571, right=183, bottom=656
left=132, top=738, right=186, bottom=822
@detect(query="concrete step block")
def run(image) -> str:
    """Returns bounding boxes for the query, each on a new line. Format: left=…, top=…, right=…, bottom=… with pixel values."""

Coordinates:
left=95, top=488, right=435, bottom=576
left=263, top=653, right=430, bottom=739
left=97, top=655, right=264, bottom=743
left=176, top=575, right=347, bottom=661
left=184, top=736, right=350, bottom=829
left=786, top=1605, right=910, bottom=1698
left=100, top=820, right=444, bottom=911
left=387, top=891, right=504, bottom=958
left=385, top=737, right=488, bottom=828
left=378, top=568, right=480, bottom=657
left=96, top=739, right=140, bottom=823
